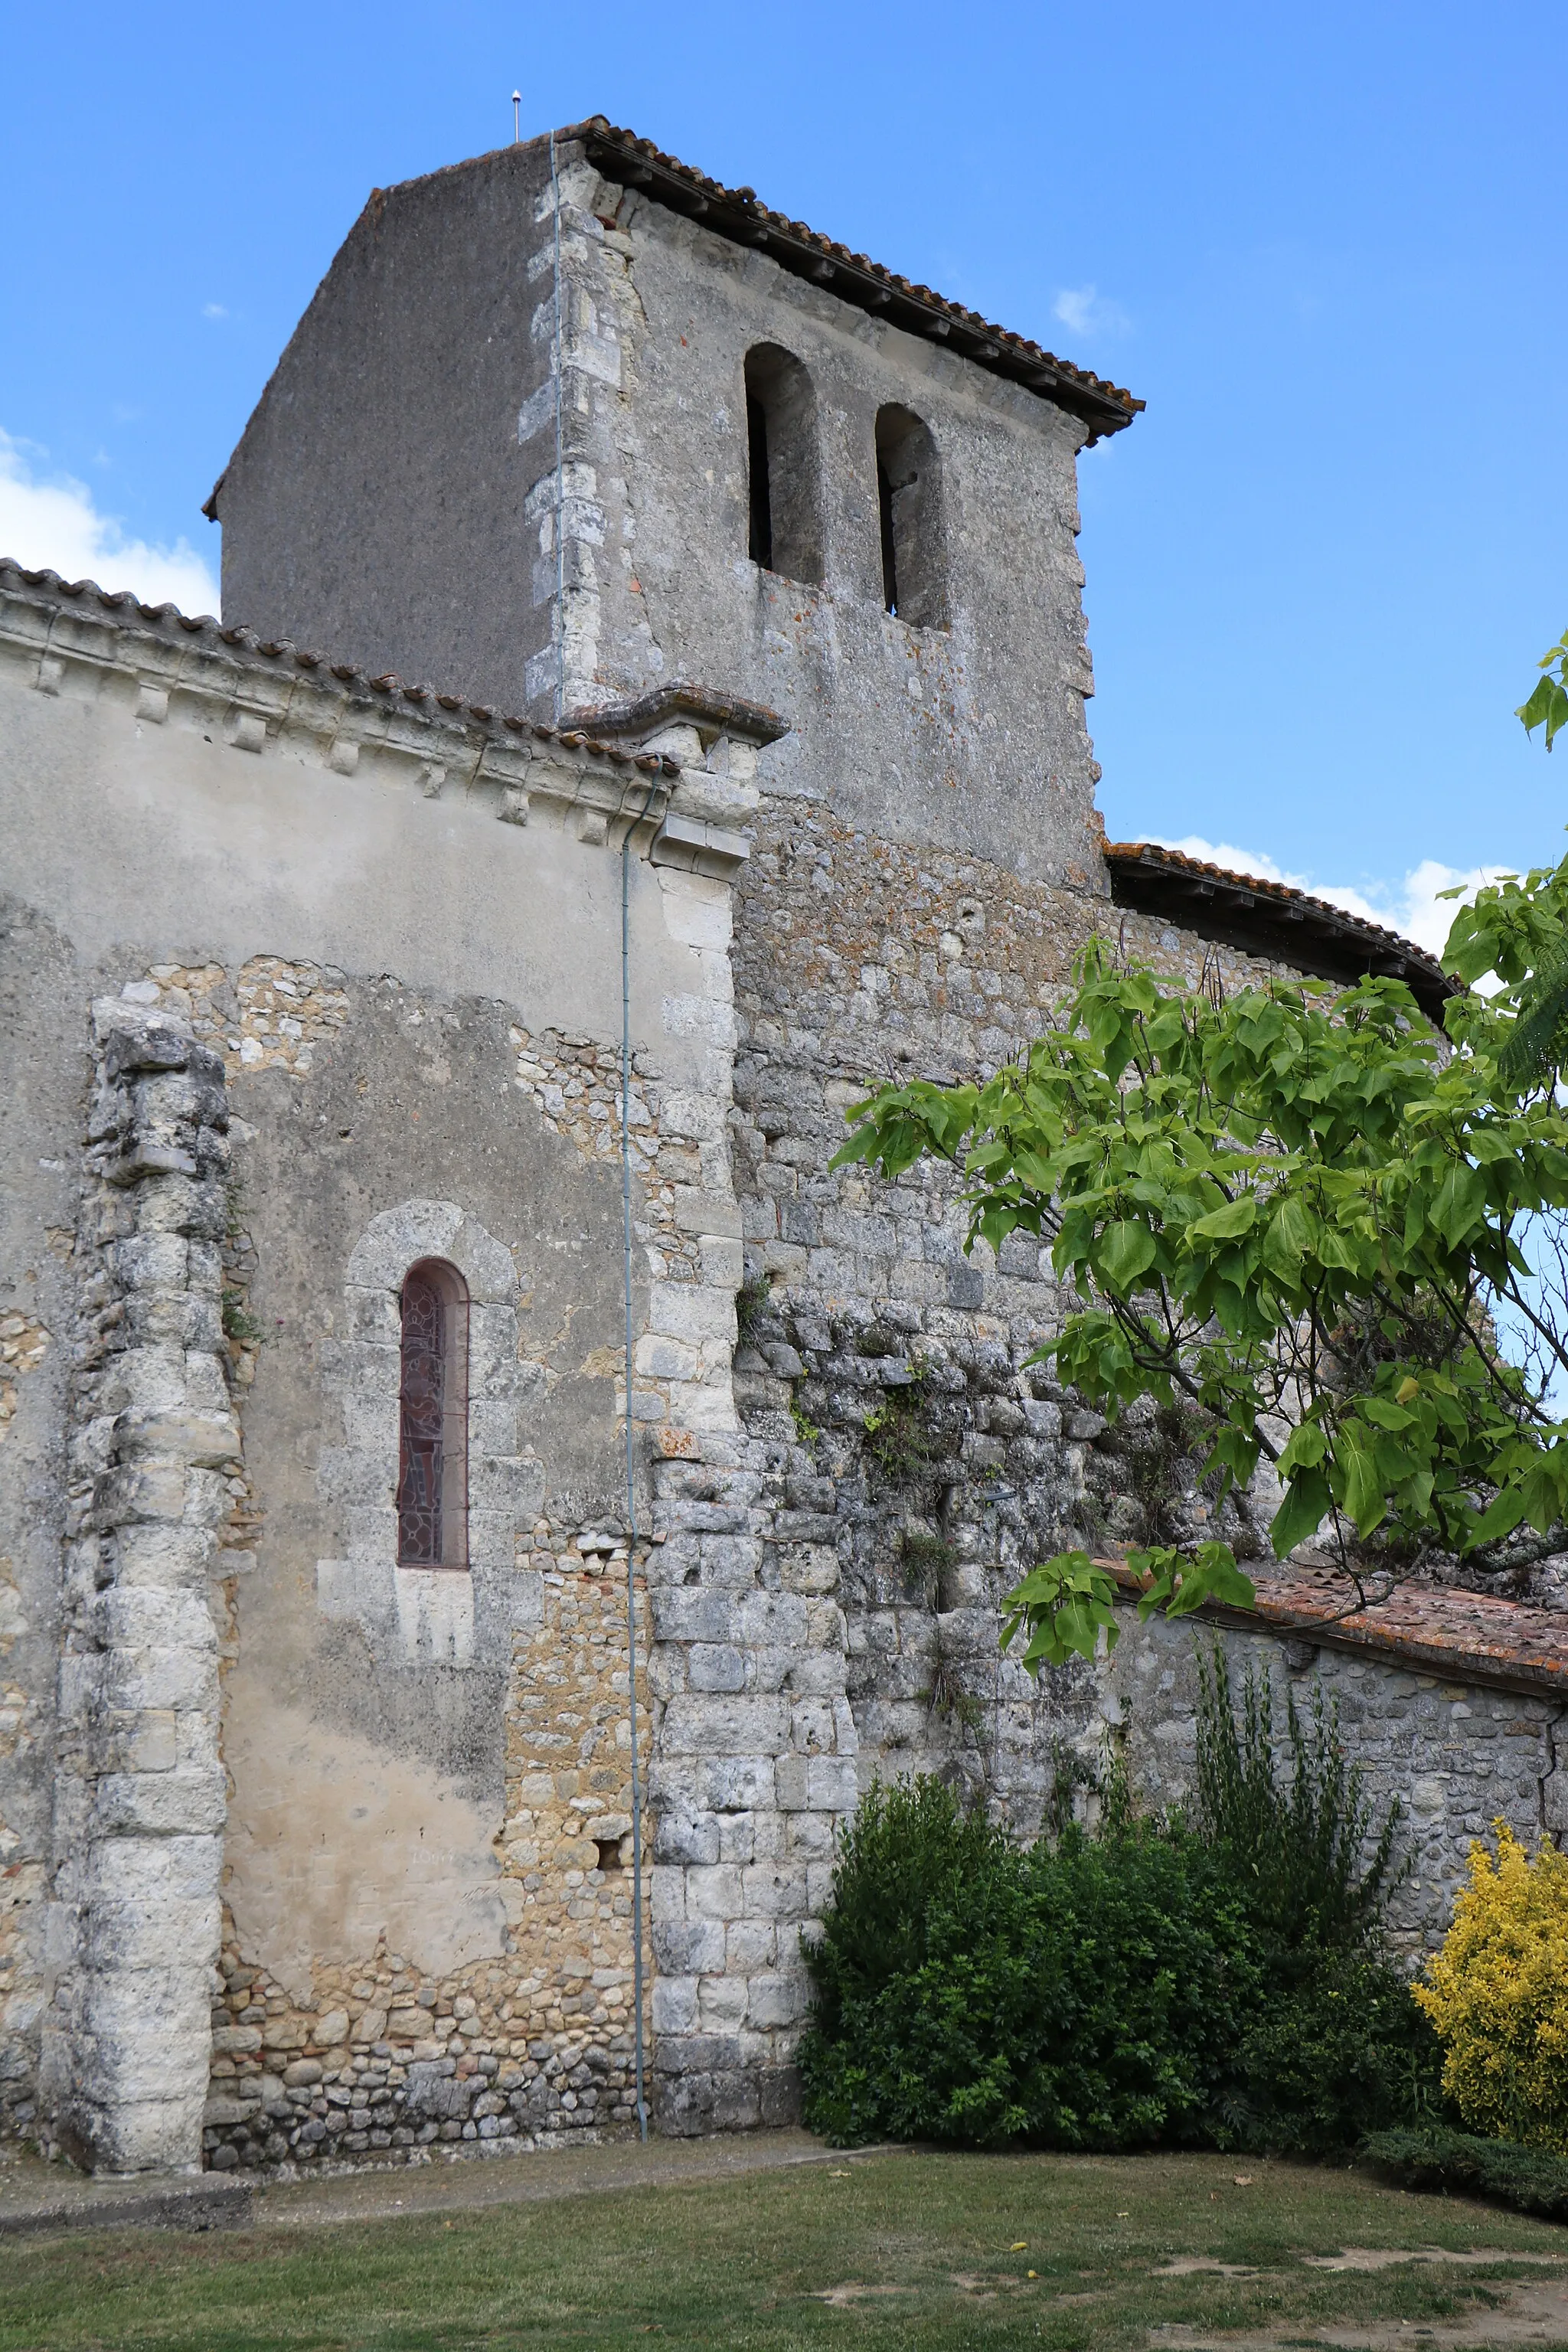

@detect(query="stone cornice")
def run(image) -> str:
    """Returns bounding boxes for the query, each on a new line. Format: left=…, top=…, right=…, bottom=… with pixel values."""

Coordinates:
left=0, top=565, right=755, bottom=864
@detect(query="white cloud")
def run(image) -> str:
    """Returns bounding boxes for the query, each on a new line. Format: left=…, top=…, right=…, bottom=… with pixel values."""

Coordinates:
left=1152, top=835, right=1506, bottom=963
left=1052, top=284, right=1131, bottom=341
left=0, top=429, right=218, bottom=616
left=201, top=302, right=227, bottom=321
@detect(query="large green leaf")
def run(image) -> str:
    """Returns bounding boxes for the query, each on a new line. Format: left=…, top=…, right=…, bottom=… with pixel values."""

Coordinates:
left=1269, top=1467, right=1332, bottom=1557
left=1187, top=1194, right=1259, bottom=1243
left=1097, top=1219, right=1158, bottom=1292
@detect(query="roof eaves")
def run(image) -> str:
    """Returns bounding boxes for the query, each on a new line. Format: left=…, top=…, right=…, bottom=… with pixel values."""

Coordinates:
left=1103, top=838, right=1458, bottom=1021
left=573, top=119, right=1144, bottom=446
left=0, top=560, right=682, bottom=778
left=1103, top=1558, right=1568, bottom=1703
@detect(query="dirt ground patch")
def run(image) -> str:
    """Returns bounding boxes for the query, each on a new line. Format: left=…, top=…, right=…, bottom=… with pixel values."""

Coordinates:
left=1154, top=2271, right=1568, bottom=2348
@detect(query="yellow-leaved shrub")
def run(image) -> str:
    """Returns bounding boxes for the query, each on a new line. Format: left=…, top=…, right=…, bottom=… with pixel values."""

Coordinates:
left=1414, top=1823, right=1568, bottom=2152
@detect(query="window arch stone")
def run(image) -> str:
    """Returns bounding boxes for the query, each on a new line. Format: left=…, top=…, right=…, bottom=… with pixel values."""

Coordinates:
left=397, top=1256, right=469, bottom=1570
left=875, top=404, right=948, bottom=630
left=743, top=344, right=823, bottom=586
left=316, top=1200, right=543, bottom=1668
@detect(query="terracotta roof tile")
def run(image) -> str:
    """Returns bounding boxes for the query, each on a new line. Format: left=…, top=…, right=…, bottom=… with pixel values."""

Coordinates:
left=1106, top=1557, right=1567, bottom=1700
left=1103, top=838, right=1458, bottom=1023
left=572, top=119, right=1143, bottom=446
left=0, top=561, right=681, bottom=776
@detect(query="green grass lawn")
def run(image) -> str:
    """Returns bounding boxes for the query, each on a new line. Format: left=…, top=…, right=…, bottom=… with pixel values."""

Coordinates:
left=2, top=2148, right=1566, bottom=2352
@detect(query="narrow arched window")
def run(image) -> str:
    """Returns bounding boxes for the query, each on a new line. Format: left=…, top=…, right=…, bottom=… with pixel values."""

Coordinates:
left=743, top=345, right=823, bottom=585
left=397, top=1258, right=469, bottom=1569
left=875, top=405, right=947, bottom=629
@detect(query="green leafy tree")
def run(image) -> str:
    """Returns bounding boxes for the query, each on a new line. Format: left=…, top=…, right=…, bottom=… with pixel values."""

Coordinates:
left=1518, top=627, right=1568, bottom=756
left=835, top=894, right=1568, bottom=1664
left=1447, top=629, right=1568, bottom=1091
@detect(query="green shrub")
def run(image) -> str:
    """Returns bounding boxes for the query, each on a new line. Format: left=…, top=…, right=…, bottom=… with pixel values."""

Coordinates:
left=1362, top=2125, right=1568, bottom=2221
left=1190, top=1646, right=1443, bottom=2152
left=1223, top=1949, right=1444, bottom=2155
left=801, top=1645, right=1442, bottom=2156
left=1193, top=1645, right=1404, bottom=1956
left=799, top=1778, right=1255, bottom=2150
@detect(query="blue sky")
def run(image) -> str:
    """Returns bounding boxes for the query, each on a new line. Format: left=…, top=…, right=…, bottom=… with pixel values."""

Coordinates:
left=3, top=0, right=1564, bottom=948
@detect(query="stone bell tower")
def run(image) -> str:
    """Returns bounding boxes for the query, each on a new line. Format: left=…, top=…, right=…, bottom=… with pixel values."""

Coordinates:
left=210, top=117, right=1140, bottom=887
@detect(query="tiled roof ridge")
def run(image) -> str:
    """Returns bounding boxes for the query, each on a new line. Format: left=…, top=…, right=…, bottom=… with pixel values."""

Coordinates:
left=567, top=118, right=1143, bottom=442
left=0, top=559, right=681, bottom=776
left=1103, top=836, right=1455, bottom=994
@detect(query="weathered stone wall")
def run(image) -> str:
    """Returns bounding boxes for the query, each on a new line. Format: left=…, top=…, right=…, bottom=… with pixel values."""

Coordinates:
left=201, top=1537, right=652, bottom=2170
left=0, top=893, right=83, bottom=2150
left=1107, top=1617, right=1566, bottom=1958
left=0, top=575, right=755, bottom=2167
left=678, top=774, right=1567, bottom=2132
left=727, top=782, right=1289, bottom=1831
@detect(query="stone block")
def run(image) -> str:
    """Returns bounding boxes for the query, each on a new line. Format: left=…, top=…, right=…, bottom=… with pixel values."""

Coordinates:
left=698, top=1973, right=750, bottom=2028
left=777, top=1545, right=839, bottom=1595
left=820, top=1210, right=896, bottom=1258
left=637, top=1333, right=699, bottom=1381
left=211, top=2024, right=263, bottom=2057
left=700, top=1236, right=744, bottom=1288
left=695, top=1534, right=763, bottom=1585
left=78, top=1970, right=213, bottom=2102
left=89, top=1462, right=188, bottom=1531
left=936, top=1608, right=1001, bottom=1660
left=650, top=1283, right=734, bottom=1346
left=110, top=1524, right=218, bottom=1589
left=75, top=2089, right=207, bottom=2174
left=760, top=2064, right=803, bottom=2128
left=93, top=1766, right=225, bottom=1838
left=734, top=1593, right=809, bottom=1648
left=653, top=1805, right=721, bottom=1867
left=651, top=2030, right=743, bottom=2076
left=672, top=1187, right=743, bottom=1239
left=651, top=1919, right=726, bottom=1975
left=786, top=1652, right=846, bottom=1698
left=136, top=1174, right=227, bottom=1241
left=97, top=1644, right=215, bottom=1715
left=404, top=2065, right=472, bottom=2120
left=687, top=1864, right=745, bottom=1919
left=91, top=1709, right=178, bottom=1775
left=746, top=1974, right=800, bottom=2029
left=688, top=1645, right=746, bottom=1694
left=84, top=1835, right=220, bottom=1953
left=651, top=1976, right=699, bottom=2034
left=111, top=1235, right=191, bottom=1292
left=660, top=1696, right=789, bottom=1756
left=723, top=1916, right=776, bottom=1971
left=204, top=2092, right=261, bottom=2127
left=789, top=1697, right=838, bottom=1753
left=697, top=1756, right=778, bottom=1811
left=806, top=1756, right=859, bottom=1811
left=742, top=1864, right=808, bottom=1921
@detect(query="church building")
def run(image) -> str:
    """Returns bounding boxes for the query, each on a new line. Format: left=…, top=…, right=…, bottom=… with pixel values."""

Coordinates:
left=2, top=119, right=1554, bottom=2181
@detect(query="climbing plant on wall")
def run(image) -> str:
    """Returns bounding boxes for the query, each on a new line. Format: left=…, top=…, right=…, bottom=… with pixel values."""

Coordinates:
left=835, top=851, right=1568, bottom=1669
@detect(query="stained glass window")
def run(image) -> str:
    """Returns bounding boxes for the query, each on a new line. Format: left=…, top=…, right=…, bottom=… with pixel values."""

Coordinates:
left=397, top=1258, right=469, bottom=1568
